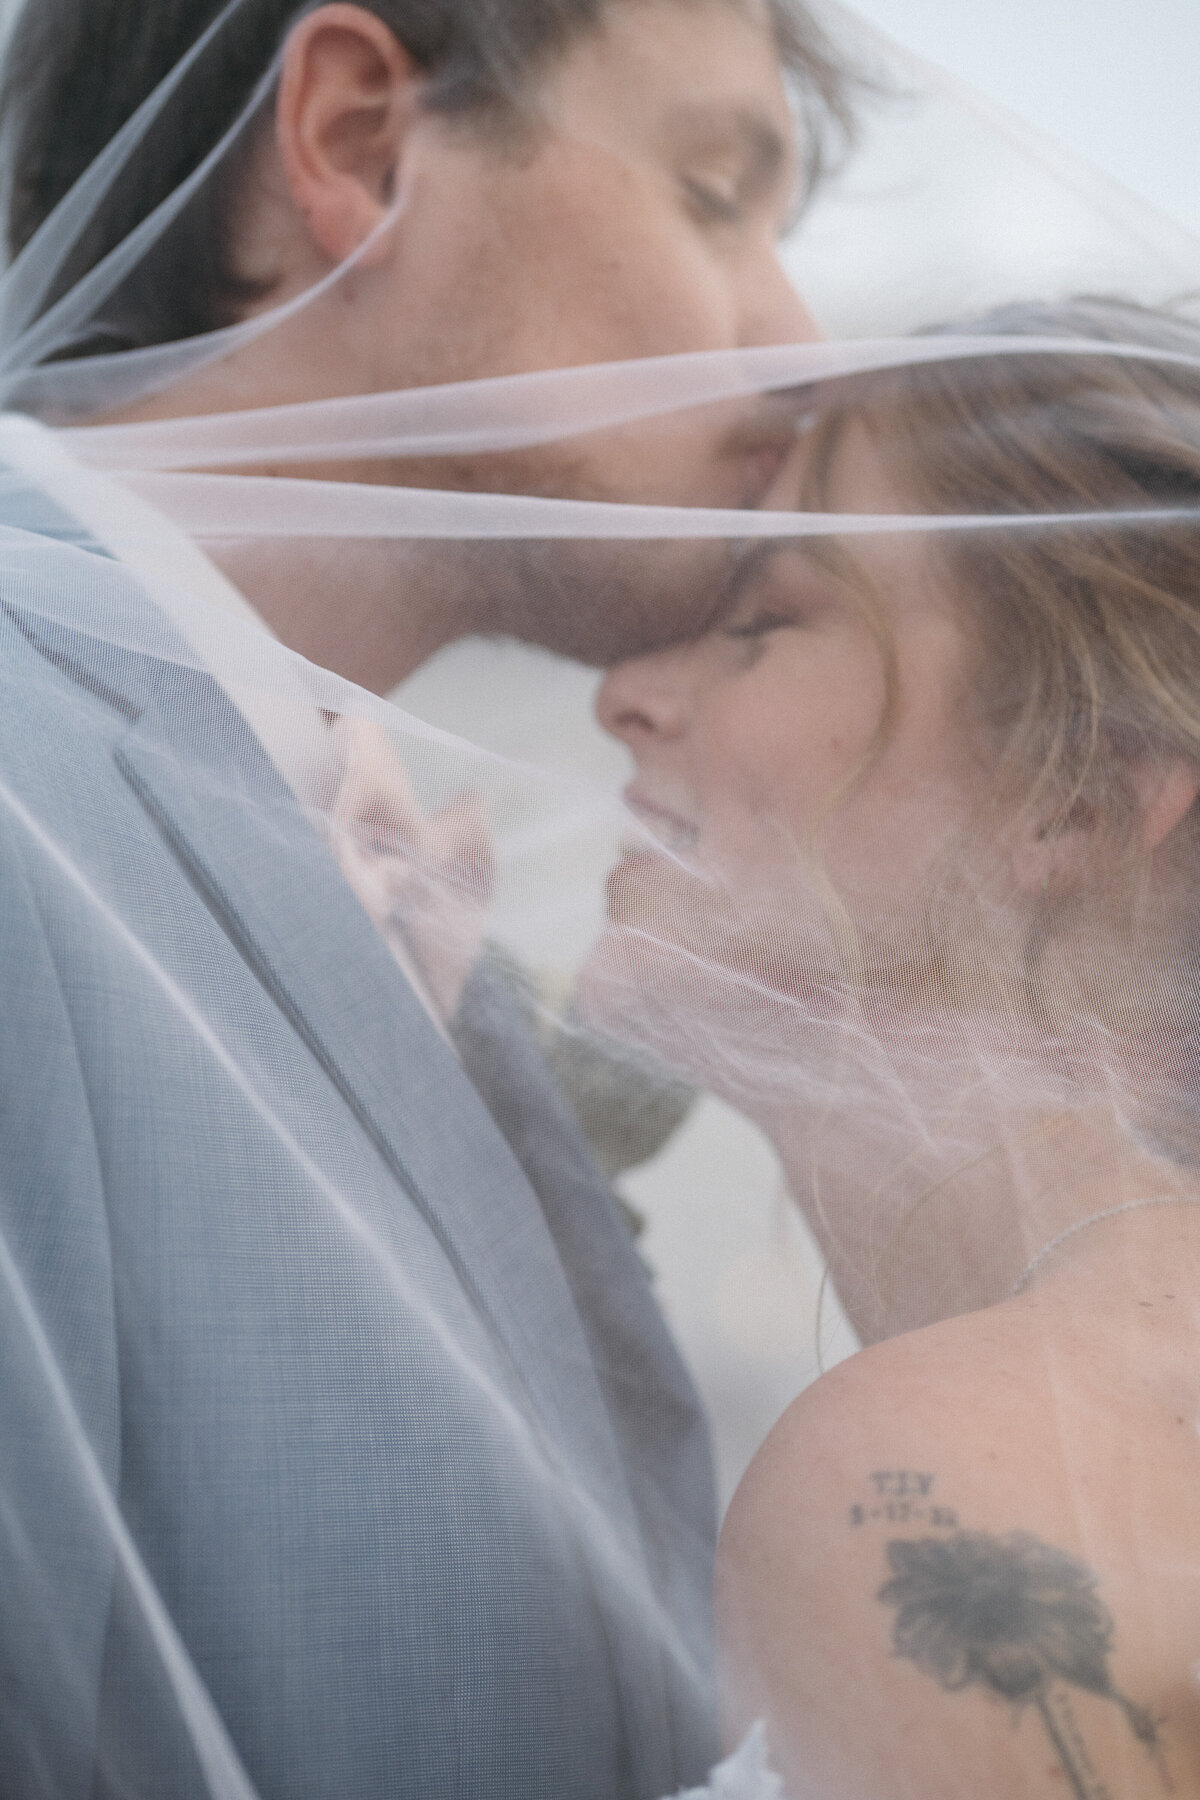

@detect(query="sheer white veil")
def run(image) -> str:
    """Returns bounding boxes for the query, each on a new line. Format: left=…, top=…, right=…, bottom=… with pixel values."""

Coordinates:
left=0, top=1, right=1197, bottom=1795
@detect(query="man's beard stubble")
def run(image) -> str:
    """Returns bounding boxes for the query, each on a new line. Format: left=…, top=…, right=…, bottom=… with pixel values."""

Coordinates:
left=453, top=534, right=745, bottom=665
left=383, top=401, right=796, bottom=664
left=220, top=393, right=799, bottom=675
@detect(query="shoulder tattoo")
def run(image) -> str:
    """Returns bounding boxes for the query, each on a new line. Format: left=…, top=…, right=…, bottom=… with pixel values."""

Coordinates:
left=849, top=1476, right=1170, bottom=1798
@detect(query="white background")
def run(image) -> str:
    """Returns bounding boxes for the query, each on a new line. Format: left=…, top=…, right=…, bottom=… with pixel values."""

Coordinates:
left=842, top=0, right=1200, bottom=238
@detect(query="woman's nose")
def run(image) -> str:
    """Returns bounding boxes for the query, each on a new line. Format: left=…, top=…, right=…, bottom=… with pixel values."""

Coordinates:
left=595, top=653, right=689, bottom=748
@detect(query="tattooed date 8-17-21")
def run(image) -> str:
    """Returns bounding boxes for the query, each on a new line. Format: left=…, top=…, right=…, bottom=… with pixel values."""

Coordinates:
left=848, top=1473, right=1171, bottom=1800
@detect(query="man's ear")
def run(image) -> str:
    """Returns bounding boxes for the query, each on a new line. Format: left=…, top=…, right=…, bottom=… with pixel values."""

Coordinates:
left=276, top=4, right=422, bottom=266
left=1011, top=754, right=1200, bottom=897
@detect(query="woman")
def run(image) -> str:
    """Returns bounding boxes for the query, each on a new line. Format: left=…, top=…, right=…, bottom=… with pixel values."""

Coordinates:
left=583, top=298, right=1200, bottom=1797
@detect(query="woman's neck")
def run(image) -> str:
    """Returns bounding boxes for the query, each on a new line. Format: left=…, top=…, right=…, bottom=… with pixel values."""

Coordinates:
left=758, top=1066, right=1199, bottom=1346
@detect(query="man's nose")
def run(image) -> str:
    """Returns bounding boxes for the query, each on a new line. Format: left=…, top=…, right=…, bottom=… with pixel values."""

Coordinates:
left=742, top=247, right=822, bottom=347
left=595, top=654, right=689, bottom=748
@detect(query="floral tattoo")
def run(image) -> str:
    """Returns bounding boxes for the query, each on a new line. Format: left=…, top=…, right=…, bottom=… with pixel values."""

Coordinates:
left=877, top=1529, right=1167, bottom=1800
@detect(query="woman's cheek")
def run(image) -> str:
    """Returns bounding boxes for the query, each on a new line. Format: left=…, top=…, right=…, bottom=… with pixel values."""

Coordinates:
left=695, top=644, right=883, bottom=851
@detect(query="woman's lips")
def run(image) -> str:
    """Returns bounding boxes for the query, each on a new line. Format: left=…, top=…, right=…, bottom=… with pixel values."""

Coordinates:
left=622, top=788, right=700, bottom=857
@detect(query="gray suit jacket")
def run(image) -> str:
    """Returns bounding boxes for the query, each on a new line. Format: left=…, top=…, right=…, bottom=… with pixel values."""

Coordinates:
left=0, top=473, right=717, bottom=1800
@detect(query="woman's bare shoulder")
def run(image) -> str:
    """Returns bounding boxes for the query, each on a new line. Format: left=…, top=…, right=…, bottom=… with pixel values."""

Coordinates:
left=723, top=1308, right=1056, bottom=1570
left=718, top=1312, right=1198, bottom=1798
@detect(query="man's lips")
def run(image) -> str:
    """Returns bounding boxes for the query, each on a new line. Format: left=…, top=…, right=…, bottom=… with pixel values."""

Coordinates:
left=622, top=788, right=700, bottom=857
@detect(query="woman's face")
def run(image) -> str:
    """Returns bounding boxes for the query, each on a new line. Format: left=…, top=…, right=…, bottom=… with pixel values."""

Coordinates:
left=589, top=424, right=983, bottom=1047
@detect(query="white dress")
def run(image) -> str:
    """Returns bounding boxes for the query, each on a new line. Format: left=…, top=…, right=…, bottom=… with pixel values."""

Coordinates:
left=673, top=1725, right=784, bottom=1799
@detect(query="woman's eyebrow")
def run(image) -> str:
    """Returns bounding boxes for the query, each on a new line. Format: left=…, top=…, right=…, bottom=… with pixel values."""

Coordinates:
left=722, top=533, right=839, bottom=615
left=721, top=538, right=788, bottom=611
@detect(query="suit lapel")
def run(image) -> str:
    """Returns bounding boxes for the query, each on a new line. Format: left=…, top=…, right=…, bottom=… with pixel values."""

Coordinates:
left=113, top=685, right=686, bottom=1794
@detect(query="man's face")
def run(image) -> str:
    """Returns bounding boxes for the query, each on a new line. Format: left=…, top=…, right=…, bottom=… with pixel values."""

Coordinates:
left=360, top=0, right=818, bottom=511
left=216, top=0, right=823, bottom=673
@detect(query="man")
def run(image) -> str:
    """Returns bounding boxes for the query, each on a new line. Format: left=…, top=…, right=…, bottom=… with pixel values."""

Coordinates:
left=0, top=2, right=850, bottom=1795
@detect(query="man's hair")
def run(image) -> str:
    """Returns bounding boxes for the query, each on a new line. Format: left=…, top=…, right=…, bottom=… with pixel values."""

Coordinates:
left=0, top=0, right=857, bottom=354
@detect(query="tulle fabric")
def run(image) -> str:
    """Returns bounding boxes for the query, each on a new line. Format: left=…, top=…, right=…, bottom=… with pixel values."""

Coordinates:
left=0, top=3, right=1196, bottom=1797
left=675, top=1725, right=783, bottom=1800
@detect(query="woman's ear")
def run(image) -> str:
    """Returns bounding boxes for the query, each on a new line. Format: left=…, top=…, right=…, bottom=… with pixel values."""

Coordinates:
left=1131, top=754, right=1200, bottom=853
left=276, top=4, right=422, bottom=266
left=1011, top=754, right=1200, bottom=897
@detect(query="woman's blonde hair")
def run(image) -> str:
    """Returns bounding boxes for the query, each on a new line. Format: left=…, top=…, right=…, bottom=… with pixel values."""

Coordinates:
left=808, top=298, right=1200, bottom=853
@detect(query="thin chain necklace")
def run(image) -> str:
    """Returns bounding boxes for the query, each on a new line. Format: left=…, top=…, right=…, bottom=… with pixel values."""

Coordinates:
left=1010, top=1194, right=1200, bottom=1298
